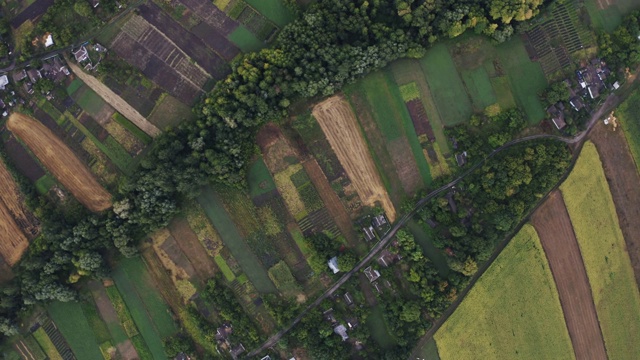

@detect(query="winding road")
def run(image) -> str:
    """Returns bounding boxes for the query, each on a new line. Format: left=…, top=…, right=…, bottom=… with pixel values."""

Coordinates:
left=248, top=92, right=622, bottom=357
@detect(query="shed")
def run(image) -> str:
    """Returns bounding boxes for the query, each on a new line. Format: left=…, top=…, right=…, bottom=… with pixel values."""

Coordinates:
left=372, top=214, right=387, bottom=229
left=230, top=344, right=245, bottom=359
left=363, top=226, right=375, bottom=242
left=12, top=70, right=27, bottom=82
left=0, top=75, right=8, bottom=90
left=455, top=151, right=467, bottom=167
left=44, top=33, right=53, bottom=47
left=328, top=257, right=340, bottom=274
left=588, top=84, right=599, bottom=99
left=343, top=292, right=354, bottom=306
left=334, top=324, right=349, bottom=341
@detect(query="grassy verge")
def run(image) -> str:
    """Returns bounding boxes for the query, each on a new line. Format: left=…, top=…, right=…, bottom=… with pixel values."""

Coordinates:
left=560, top=141, right=640, bottom=359
left=434, top=224, right=574, bottom=359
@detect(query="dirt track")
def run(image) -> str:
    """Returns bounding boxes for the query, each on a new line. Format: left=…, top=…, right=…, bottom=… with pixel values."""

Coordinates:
left=313, top=95, right=396, bottom=221
left=7, top=113, right=112, bottom=212
left=532, top=190, right=607, bottom=359
left=0, top=159, right=38, bottom=237
left=0, top=200, right=28, bottom=266
left=66, top=60, right=161, bottom=138
left=590, top=121, right=640, bottom=290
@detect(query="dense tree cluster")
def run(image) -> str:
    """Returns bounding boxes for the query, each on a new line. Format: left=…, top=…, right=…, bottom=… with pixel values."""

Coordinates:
left=0, top=0, right=548, bottom=339
left=598, top=11, right=640, bottom=70
left=540, top=81, right=571, bottom=106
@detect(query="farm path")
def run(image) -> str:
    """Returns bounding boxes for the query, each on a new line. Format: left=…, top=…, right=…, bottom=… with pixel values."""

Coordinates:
left=590, top=121, right=640, bottom=290
left=532, top=190, right=607, bottom=359
left=301, top=158, right=361, bottom=250
left=65, top=60, right=161, bottom=138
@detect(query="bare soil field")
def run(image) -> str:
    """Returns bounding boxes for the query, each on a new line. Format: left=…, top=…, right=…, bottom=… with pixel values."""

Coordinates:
left=66, top=61, right=161, bottom=138
left=138, top=3, right=229, bottom=77
left=388, top=137, right=422, bottom=196
left=3, top=136, right=45, bottom=182
left=168, top=217, right=217, bottom=282
left=7, top=113, right=112, bottom=212
left=0, top=159, right=38, bottom=238
left=590, top=121, right=640, bottom=290
left=406, top=99, right=436, bottom=142
left=532, top=190, right=607, bottom=359
left=9, top=0, right=53, bottom=28
left=313, top=95, right=396, bottom=221
left=190, top=21, right=240, bottom=61
left=0, top=200, right=29, bottom=266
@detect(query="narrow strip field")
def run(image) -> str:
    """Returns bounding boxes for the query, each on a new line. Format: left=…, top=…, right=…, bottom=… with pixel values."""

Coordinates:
left=560, top=142, right=640, bottom=359
left=48, top=301, right=104, bottom=360
left=434, top=224, right=574, bottom=359
left=0, top=159, right=38, bottom=237
left=6, top=113, right=112, bottom=212
left=531, top=190, right=606, bottom=359
left=312, top=95, right=396, bottom=221
left=0, top=200, right=28, bottom=266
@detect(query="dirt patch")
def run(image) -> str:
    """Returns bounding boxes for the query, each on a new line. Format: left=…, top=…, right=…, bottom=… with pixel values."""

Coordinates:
left=531, top=190, right=607, bottom=359
left=302, top=158, right=359, bottom=247
left=261, top=126, right=298, bottom=173
left=312, top=95, right=396, bottom=221
left=590, top=121, right=640, bottom=290
left=0, top=159, right=39, bottom=238
left=169, top=217, right=217, bottom=281
left=387, top=137, right=422, bottom=196
left=66, top=60, right=161, bottom=137
left=7, top=113, right=112, bottom=212
left=115, top=340, right=138, bottom=360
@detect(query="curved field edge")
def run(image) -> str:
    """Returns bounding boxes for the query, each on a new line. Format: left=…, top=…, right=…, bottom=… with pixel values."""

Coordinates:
left=560, top=141, right=640, bottom=359
left=434, top=224, right=574, bottom=360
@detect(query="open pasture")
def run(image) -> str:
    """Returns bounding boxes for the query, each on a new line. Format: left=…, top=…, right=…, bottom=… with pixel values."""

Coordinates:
left=434, top=224, right=574, bottom=360
left=560, top=142, right=640, bottom=359
left=7, top=113, right=112, bottom=212
left=313, top=95, right=396, bottom=221
left=532, top=190, right=606, bottom=359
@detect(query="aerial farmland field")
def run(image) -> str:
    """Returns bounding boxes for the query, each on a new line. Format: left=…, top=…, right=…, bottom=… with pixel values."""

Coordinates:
left=560, top=142, right=640, bottom=359
left=434, top=224, right=574, bottom=360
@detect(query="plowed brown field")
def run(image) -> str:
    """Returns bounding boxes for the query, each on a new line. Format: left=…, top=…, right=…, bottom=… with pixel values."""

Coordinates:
left=0, top=200, right=29, bottom=266
left=532, top=190, right=607, bottom=359
left=0, top=159, right=38, bottom=237
left=590, top=122, right=640, bottom=290
left=312, top=96, right=396, bottom=221
left=7, top=113, right=112, bottom=212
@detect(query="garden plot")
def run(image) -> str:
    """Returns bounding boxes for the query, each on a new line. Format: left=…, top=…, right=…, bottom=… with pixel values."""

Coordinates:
left=110, top=15, right=210, bottom=104
left=7, top=113, right=112, bottom=212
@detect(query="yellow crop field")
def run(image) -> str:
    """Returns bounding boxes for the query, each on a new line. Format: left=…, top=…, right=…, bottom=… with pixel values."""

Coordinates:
left=435, top=224, right=574, bottom=360
left=274, top=164, right=307, bottom=220
left=560, top=141, right=640, bottom=360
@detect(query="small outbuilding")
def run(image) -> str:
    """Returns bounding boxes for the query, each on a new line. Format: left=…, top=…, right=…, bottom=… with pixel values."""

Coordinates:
left=364, top=266, right=380, bottom=283
left=328, top=257, right=340, bottom=274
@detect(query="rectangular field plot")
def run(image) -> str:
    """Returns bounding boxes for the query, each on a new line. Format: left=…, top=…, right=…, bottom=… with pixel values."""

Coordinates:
left=460, top=66, right=497, bottom=110
left=434, top=224, right=574, bottom=360
left=616, top=90, right=640, bottom=170
left=419, top=43, right=472, bottom=126
left=245, top=0, right=294, bottom=27
left=178, top=0, right=239, bottom=36
left=560, top=142, right=640, bottom=359
left=228, top=25, right=265, bottom=53
left=48, top=301, right=104, bottom=360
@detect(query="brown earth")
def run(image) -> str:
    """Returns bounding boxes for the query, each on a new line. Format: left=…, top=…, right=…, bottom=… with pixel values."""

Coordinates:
left=0, top=158, right=39, bottom=238
left=590, top=121, right=640, bottom=290
left=312, top=95, right=396, bottom=221
left=532, top=190, right=607, bottom=359
left=0, top=200, right=29, bottom=266
left=7, top=113, right=112, bottom=212
left=388, top=137, right=422, bottom=195
left=301, top=158, right=360, bottom=248
left=168, top=217, right=217, bottom=282
left=66, top=60, right=161, bottom=137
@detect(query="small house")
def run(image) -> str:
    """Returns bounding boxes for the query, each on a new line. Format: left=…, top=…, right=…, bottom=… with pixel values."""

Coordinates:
left=328, top=257, right=340, bottom=274
left=0, top=75, right=8, bottom=90
left=343, top=292, right=354, bottom=306
left=90, top=0, right=100, bottom=7
left=260, top=356, right=272, bottom=360
left=346, top=317, right=359, bottom=329
left=323, top=308, right=336, bottom=323
left=215, top=324, right=233, bottom=342
left=23, top=82, right=33, bottom=95
left=547, top=104, right=566, bottom=130
left=588, top=84, right=599, bottom=99
left=377, top=249, right=400, bottom=267
left=363, top=226, right=375, bottom=242
left=569, top=96, right=584, bottom=111
left=26, top=68, right=41, bottom=83
left=12, top=70, right=27, bottom=83
left=455, top=151, right=468, bottom=167
left=364, top=266, right=380, bottom=283
left=334, top=324, right=349, bottom=341
left=44, top=33, right=54, bottom=47
left=372, top=214, right=387, bottom=229
left=72, top=46, right=89, bottom=63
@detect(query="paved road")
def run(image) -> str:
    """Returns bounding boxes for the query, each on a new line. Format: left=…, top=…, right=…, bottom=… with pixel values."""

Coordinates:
left=247, top=93, right=618, bottom=356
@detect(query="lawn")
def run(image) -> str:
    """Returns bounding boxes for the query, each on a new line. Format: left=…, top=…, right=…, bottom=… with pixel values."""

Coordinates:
left=461, top=66, right=497, bottom=110
left=491, top=76, right=517, bottom=109
left=228, top=25, right=264, bottom=52
left=245, top=0, right=294, bottom=27
left=419, top=43, right=473, bottom=126
left=414, top=337, right=440, bottom=360
left=48, top=301, right=104, bottom=360
left=34, top=174, right=55, bottom=194
left=495, top=37, right=547, bottom=124
left=247, top=158, right=276, bottom=198
left=560, top=141, right=640, bottom=360
left=73, top=86, right=108, bottom=118
left=434, top=224, right=574, bottom=360
left=215, top=254, right=236, bottom=282
left=198, top=186, right=277, bottom=293
left=616, top=90, right=640, bottom=171
left=66, top=78, right=83, bottom=95
left=112, top=257, right=175, bottom=360
left=367, top=305, right=396, bottom=349
left=583, top=0, right=640, bottom=33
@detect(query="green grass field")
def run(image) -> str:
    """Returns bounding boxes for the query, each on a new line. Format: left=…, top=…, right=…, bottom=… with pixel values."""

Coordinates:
left=214, top=254, right=236, bottom=282
left=461, top=66, right=497, bottom=110
left=584, top=0, right=640, bottom=32
left=434, top=224, right=574, bottom=360
left=495, top=37, right=547, bottom=124
left=73, top=86, right=108, bottom=118
left=491, top=76, right=517, bottom=109
left=248, top=158, right=277, bottom=198
left=420, top=43, right=473, bottom=125
left=48, top=301, right=104, bottom=360
left=228, top=25, right=264, bottom=52
left=367, top=305, right=396, bottom=349
left=112, top=257, right=176, bottom=359
left=616, top=90, right=640, bottom=171
left=415, top=337, right=440, bottom=360
left=32, top=328, right=63, bottom=360
left=268, top=261, right=301, bottom=295
left=66, top=78, right=83, bottom=95
left=20, top=335, right=46, bottom=360
left=245, top=0, right=294, bottom=27
left=560, top=142, right=640, bottom=359
left=34, top=174, right=55, bottom=194
left=198, top=186, right=277, bottom=293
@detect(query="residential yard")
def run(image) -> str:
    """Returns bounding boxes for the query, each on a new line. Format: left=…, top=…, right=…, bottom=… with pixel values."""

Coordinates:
left=560, top=142, right=640, bottom=359
left=48, top=301, right=104, bottom=360
left=434, top=224, right=574, bottom=359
